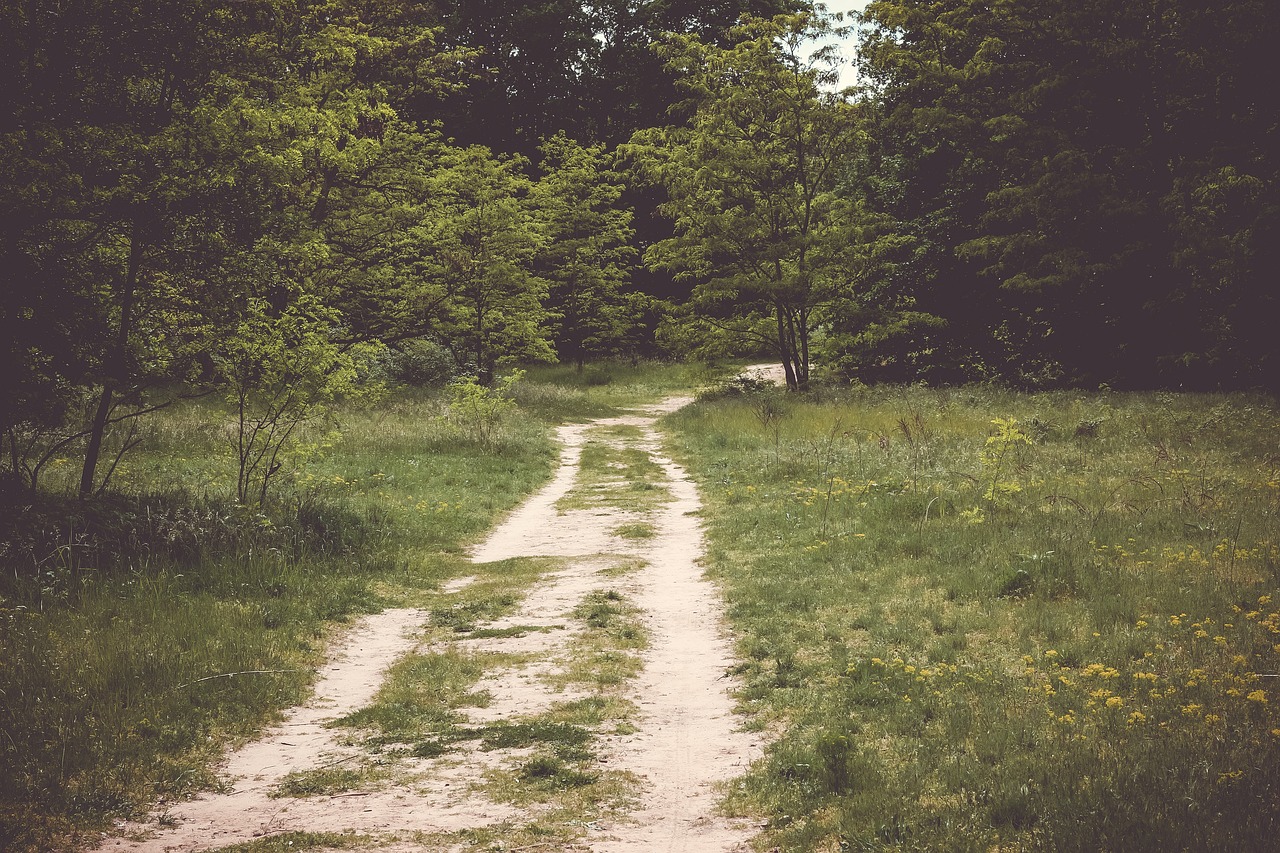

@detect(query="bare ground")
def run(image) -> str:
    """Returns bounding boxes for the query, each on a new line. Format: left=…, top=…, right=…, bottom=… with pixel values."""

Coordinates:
left=95, top=384, right=771, bottom=853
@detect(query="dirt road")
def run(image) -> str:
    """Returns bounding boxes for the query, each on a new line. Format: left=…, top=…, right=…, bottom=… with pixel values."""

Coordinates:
left=96, top=391, right=761, bottom=852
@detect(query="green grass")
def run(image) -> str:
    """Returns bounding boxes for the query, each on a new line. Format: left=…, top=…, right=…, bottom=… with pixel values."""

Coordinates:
left=669, top=383, right=1280, bottom=852
left=556, top=430, right=671, bottom=513
left=0, top=361, right=707, bottom=851
left=513, top=360, right=721, bottom=422
left=206, top=832, right=376, bottom=852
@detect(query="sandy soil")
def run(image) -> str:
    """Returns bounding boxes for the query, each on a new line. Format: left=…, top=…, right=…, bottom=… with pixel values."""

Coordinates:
left=95, top=377, right=774, bottom=852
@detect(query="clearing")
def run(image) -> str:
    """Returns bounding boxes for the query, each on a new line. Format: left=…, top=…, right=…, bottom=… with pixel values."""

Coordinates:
left=96, top=387, right=767, bottom=853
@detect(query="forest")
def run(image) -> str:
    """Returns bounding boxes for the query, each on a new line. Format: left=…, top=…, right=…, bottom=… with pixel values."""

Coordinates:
left=2, top=1, right=1279, bottom=850
left=4, top=0, right=1277, bottom=499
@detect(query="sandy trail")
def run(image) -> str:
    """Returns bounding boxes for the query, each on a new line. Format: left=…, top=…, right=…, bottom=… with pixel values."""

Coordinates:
left=95, top=385, right=764, bottom=852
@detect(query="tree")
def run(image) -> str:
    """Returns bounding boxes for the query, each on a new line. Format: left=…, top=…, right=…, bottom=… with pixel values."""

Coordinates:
left=628, top=12, right=864, bottom=390
left=215, top=294, right=382, bottom=506
left=532, top=134, right=639, bottom=368
left=856, top=0, right=1280, bottom=389
left=419, top=145, right=554, bottom=384
left=0, top=0, right=467, bottom=496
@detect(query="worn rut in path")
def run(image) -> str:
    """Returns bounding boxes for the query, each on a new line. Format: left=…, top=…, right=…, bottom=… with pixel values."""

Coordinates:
left=96, top=393, right=760, bottom=852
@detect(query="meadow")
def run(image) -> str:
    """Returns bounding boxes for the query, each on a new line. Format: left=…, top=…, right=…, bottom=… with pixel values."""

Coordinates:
left=0, top=362, right=709, bottom=851
left=3, top=364, right=1278, bottom=852
left=668, top=380, right=1280, bottom=851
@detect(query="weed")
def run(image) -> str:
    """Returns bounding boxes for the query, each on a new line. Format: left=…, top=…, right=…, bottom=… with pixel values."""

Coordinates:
left=517, top=756, right=599, bottom=789
left=611, top=522, right=656, bottom=539
left=269, top=767, right=366, bottom=798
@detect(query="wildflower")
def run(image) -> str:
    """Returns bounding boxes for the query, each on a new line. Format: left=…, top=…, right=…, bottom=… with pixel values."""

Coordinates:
left=1044, top=649, right=1059, bottom=659
left=1106, top=696, right=1124, bottom=709
left=1128, top=711, right=1147, bottom=725
left=1136, top=620, right=1148, bottom=629
left=1248, top=690, right=1268, bottom=704
left=1204, top=714, right=1222, bottom=725
left=1182, top=704, right=1203, bottom=717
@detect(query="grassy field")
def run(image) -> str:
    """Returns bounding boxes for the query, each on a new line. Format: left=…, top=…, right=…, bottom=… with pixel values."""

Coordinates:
left=667, top=381, right=1280, bottom=851
left=6, top=364, right=1277, bottom=852
left=0, top=361, right=712, bottom=852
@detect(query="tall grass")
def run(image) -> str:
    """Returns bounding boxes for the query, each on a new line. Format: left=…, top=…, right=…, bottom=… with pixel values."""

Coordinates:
left=0, top=377, right=569, bottom=850
left=669, top=383, right=1280, bottom=851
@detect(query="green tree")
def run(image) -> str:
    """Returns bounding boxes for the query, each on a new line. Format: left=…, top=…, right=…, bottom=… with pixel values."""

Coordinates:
left=420, top=145, right=555, bottom=384
left=0, top=0, right=465, bottom=496
left=215, top=294, right=382, bottom=506
left=628, top=12, right=864, bottom=390
left=532, top=134, right=638, bottom=368
left=856, top=0, right=1280, bottom=389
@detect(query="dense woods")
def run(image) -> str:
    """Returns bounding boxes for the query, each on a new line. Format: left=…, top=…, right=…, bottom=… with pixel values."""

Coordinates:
left=3, top=0, right=1276, bottom=496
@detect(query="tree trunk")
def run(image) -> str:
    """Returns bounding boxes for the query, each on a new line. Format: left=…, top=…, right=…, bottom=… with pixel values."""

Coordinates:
left=79, top=220, right=143, bottom=499
left=776, top=301, right=798, bottom=391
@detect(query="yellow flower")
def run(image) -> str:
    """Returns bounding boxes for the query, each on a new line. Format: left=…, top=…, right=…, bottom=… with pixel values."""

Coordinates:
left=1128, top=711, right=1147, bottom=725
left=1248, top=690, right=1268, bottom=704
left=1106, top=696, right=1124, bottom=709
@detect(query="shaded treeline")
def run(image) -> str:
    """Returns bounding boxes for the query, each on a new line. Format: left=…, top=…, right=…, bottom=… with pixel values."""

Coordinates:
left=2, top=0, right=1276, bottom=501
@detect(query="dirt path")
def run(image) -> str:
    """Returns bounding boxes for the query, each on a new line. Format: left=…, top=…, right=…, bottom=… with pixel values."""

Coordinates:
left=96, top=390, right=762, bottom=853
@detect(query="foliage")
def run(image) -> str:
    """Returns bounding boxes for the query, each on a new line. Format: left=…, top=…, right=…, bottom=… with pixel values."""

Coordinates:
left=533, top=134, right=640, bottom=367
left=441, top=370, right=525, bottom=451
left=421, top=146, right=555, bottom=384
left=215, top=295, right=384, bottom=505
left=853, top=0, right=1280, bottom=389
left=628, top=11, right=866, bottom=390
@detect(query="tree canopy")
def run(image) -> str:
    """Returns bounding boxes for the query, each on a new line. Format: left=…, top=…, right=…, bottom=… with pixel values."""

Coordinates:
left=3, top=0, right=1276, bottom=499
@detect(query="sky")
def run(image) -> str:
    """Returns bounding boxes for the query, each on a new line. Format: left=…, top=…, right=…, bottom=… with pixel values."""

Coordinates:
left=823, top=1, right=871, bottom=89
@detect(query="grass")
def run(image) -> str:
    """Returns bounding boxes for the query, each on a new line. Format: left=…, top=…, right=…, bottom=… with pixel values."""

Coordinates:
left=0, top=360, right=699, bottom=852
left=555, top=429, right=671, bottom=513
left=668, top=382, right=1280, bottom=851
left=549, top=589, right=648, bottom=690
left=206, top=832, right=376, bottom=852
